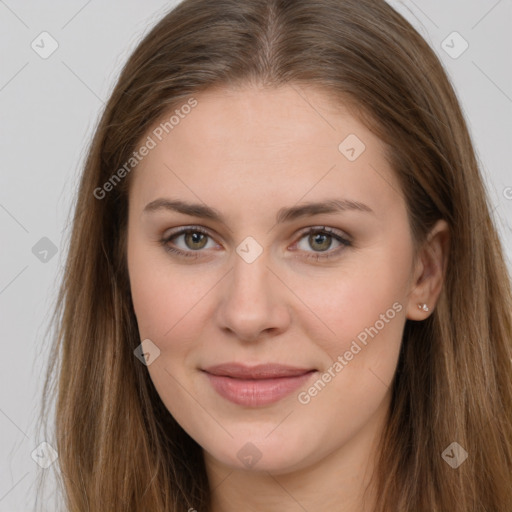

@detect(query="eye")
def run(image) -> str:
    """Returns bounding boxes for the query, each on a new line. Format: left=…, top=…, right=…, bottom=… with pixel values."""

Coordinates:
left=160, top=226, right=218, bottom=259
left=292, top=226, right=352, bottom=261
left=160, top=225, right=352, bottom=261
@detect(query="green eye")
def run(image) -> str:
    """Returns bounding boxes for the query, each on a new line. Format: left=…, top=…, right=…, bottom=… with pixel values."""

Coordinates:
left=161, top=225, right=352, bottom=261
left=294, top=227, right=352, bottom=261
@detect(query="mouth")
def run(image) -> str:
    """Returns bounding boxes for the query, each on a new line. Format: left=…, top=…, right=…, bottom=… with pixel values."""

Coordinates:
left=201, top=363, right=317, bottom=407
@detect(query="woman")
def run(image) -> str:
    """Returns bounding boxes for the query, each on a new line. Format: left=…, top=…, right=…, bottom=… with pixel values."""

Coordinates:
left=39, top=0, right=512, bottom=510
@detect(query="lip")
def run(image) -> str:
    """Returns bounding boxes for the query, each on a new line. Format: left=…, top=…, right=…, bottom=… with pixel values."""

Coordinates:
left=202, top=363, right=316, bottom=407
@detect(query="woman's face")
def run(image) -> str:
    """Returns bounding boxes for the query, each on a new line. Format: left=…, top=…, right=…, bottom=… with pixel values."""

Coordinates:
left=126, top=85, right=421, bottom=475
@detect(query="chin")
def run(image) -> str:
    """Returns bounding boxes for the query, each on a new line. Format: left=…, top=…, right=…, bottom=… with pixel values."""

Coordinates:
left=202, top=429, right=321, bottom=475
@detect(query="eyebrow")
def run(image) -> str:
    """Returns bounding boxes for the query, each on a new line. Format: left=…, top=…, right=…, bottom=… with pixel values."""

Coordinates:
left=143, top=197, right=374, bottom=224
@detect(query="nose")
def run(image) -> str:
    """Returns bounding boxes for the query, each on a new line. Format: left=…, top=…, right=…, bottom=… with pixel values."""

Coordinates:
left=214, top=251, right=291, bottom=343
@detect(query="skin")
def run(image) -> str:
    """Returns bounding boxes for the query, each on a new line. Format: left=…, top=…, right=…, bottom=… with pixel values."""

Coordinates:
left=126, top=84, right=449, bottom=512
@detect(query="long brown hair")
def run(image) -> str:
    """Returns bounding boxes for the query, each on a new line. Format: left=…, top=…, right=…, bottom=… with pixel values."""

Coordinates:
left=38, top=0, right=512, bottom=510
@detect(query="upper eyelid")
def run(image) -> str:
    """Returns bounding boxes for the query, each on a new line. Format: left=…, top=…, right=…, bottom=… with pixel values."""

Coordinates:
left=163, top=225, right=223, bottom=244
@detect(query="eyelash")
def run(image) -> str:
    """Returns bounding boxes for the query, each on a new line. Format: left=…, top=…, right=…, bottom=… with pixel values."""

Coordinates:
left=160, top=225, right=352, bottom=261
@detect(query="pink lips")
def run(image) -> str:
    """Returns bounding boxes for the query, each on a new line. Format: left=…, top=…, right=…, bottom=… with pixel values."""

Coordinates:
left=202, top=363, right=316, bottom=407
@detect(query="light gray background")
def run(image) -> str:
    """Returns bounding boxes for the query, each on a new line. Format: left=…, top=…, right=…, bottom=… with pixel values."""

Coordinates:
left=0, top=1, right=511, bottom=510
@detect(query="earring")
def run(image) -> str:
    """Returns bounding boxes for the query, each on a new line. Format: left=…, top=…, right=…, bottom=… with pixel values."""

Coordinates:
left=417, top=303, right=430, bottom=312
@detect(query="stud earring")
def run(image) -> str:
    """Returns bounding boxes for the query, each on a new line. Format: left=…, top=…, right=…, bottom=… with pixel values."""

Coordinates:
left=417, top=303, right=429, bottom=312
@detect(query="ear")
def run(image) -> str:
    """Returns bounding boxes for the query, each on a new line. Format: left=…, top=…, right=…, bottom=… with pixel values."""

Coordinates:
left=406, top=219, right=450, bottom=320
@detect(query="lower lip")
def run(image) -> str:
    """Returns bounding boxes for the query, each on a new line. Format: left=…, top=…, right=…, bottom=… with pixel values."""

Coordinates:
left=203, top=371, right=316, bottom=407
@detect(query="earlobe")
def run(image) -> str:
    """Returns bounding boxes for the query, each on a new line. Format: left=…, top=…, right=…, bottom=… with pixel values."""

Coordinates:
left=406, top=219, right=450, bottom=320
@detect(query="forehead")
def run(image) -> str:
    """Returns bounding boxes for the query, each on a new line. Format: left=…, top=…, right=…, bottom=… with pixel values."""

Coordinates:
left=129, top=85, right=404, bottom=222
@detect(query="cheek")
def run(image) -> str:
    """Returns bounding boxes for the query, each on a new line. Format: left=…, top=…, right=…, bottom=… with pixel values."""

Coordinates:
left=127, top=225, right=179, bottom=333
left=294, top=245, right=410, bottom=360
left=294, top=264, right=406, bottom=429
left=129, top=265, right=195, bottom=344
left=128, top=260, right=170, bottom=339
left=128, top=247, right=208, bottom=421
left=127, top=238, right=217, bottom=354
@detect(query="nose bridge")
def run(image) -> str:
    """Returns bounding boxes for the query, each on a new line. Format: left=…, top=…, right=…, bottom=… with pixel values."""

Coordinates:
left=229, top=245, right=273, bottom=314
left=215, top=241, right=289, bottom=340
left=229, top=233, right=272, bottom=299
left=231, top=247, right=269, bottom=301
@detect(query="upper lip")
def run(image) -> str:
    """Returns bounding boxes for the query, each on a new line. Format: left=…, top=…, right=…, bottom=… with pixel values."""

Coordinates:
left=202, top=363, right=315, bottom=379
